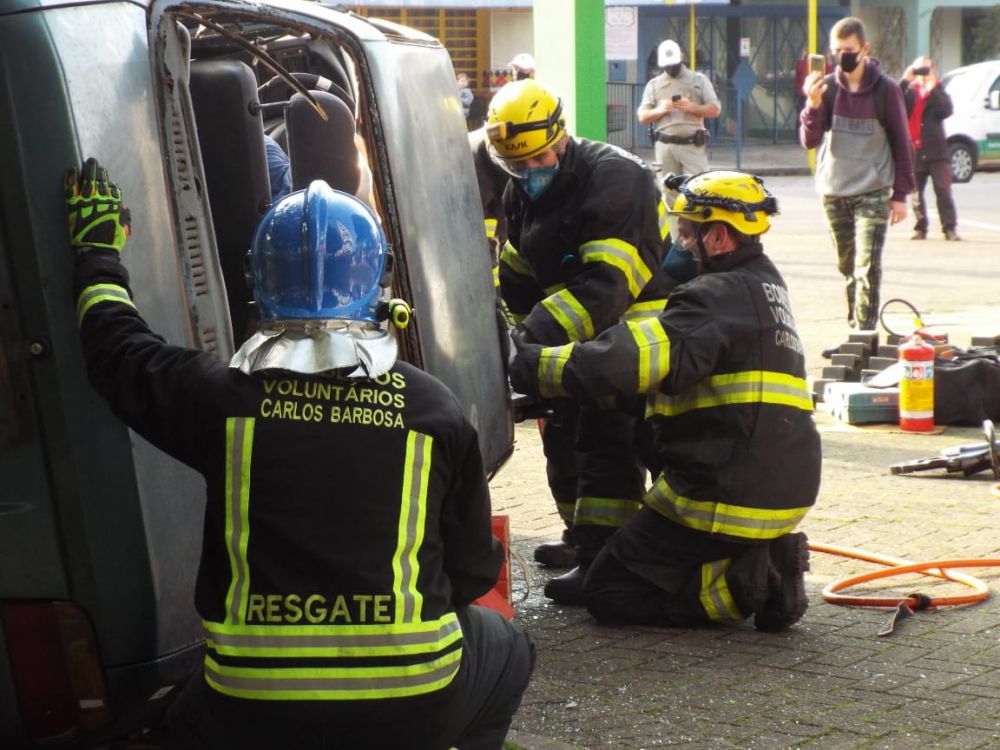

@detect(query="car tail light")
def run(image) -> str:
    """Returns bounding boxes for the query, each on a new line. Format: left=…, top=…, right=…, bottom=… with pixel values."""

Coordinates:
left=1, top=601, right=112, bottom=742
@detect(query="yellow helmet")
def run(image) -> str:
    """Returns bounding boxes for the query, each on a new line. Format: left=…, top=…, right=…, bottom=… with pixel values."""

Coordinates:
left=668, top=171, right=779, bottom=235
left=485, top=80, right=566, bottom=168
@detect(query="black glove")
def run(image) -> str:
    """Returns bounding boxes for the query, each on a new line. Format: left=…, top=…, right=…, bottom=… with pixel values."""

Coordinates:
left=508, top=327, right=543, bottom=396
left=66, top=157, right=131, bottom=253
left=662, top=172, right=692, bottom=192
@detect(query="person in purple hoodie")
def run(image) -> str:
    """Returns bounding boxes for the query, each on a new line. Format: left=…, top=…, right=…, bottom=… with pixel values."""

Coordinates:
left=800, top=16, right=915, bottom=346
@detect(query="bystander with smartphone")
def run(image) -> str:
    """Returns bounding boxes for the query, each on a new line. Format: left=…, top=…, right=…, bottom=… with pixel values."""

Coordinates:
left=899, top=56, right=961, bottom=241
left=637, top=39, right=721, bottom=184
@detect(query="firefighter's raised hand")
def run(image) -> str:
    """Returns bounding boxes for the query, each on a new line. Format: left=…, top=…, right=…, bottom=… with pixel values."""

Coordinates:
left=66, top=158, right=131, bottom=253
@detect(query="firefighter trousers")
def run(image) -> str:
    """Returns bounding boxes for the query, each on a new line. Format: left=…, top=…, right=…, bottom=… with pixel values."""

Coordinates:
left=540, top=402, right=649, bottom=564
left=581, top=507, right=771, bottom=627
left=164, top=606, right=535, bottom=750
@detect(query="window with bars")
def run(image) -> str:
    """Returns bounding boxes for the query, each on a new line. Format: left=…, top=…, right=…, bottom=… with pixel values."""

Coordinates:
left=352, top=7, right=483, bottom=89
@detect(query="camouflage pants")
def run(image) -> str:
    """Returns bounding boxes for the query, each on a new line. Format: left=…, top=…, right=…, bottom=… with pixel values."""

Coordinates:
left=822, top=188, right=890, bottom=331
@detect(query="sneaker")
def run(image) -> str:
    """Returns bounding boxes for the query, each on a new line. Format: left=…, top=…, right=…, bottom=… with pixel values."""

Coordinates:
left=754, top=532, right=810, bottom=633
left=543, top=564, right=590, bottom=605
left=910, top=230, right=927, bottom=240
left=944, top=229, right=961, bottom=242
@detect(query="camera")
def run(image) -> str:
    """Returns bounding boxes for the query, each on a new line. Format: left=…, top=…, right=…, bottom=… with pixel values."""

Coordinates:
left=671, top=94, right=682, bottom=102
left=913, top=66, right=931, bottom=76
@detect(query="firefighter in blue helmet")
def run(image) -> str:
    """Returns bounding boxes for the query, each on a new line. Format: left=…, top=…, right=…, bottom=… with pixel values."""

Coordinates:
left=66, top=159, right=534, bottom=749
left=509, top=171, right=821, bottom=631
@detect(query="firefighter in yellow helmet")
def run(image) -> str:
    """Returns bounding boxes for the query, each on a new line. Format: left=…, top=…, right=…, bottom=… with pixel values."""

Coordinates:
left=486, top=79, right=675, bottom=604
left=509, top=171, right=822, bottom=631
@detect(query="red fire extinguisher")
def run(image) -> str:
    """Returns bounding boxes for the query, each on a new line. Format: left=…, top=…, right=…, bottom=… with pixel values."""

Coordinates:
left=899, top=334, right=935, bottom=431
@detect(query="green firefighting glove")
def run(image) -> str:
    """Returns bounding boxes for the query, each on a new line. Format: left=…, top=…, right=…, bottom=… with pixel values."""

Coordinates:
left=65, top=157, right=131, bottom=253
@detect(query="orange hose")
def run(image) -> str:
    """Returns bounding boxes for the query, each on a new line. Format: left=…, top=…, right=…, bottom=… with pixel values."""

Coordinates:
left=811, top=542, right=1000, bottom=609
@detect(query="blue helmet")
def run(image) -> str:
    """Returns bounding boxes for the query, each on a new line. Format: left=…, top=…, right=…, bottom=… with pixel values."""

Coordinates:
left=250, top=181, right=387, bottom=323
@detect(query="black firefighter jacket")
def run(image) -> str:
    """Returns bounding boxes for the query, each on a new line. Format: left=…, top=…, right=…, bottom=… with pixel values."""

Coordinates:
left=510, top=242, right=822, bottom=543
left=74, top=249, right=502, bottom=702
left=499, top=137, right=674, bottom=345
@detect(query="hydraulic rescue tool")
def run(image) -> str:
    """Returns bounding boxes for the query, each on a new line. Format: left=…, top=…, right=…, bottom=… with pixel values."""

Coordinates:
left=889, top=419, right=999, bottom=479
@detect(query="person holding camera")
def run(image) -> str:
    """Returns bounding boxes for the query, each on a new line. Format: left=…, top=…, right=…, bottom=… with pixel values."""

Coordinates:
left=899, top=56, right=960, bottom=242
left=637, top=40, right=720, bottom=179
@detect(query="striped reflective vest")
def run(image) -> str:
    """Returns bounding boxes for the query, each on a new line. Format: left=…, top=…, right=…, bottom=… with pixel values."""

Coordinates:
left=519, top=243, right=821, bottom=541
left=74, top=250, right=502, bottom=702
left=498, top=137, right=673, bottom=342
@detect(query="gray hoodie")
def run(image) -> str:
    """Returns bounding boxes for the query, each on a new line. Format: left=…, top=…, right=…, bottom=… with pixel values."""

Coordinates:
left=800, top=58, right=915, bottom=201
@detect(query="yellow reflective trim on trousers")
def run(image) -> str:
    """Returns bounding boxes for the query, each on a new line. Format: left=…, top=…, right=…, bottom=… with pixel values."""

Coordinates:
left=543, top=281, right=566, bottom=296
left=224, top=418, right=255, bottom=625
left=203, top=613, right=461, bottom=658
left=646, top=475, right=809, bottom=540
left=646, top=370, right=813, bottom=418
left=537, top=343, right=575, bottom=398
left=499, top=241, right=534, bottom=278
left=393, top=431, right=432, bottom=623
left=626, top=318, right=670, bottom=394
left=574, top=496, right=643, bottom=528
left=541, top=289, right=594, bottom=342
left=699, top=559, right=743, bottom=622
left=580, top=238, right=653, bottom=299
left=76, top=283, right=136, bottom=325
left=492, top=264, right=500, bottom=288
left=203, top=648, right=462, bottom=701
left=621, top=298, right=668, bottom=322
left=484, top=218, right=498, bottom=239
left=556, top=501, right=576, bottom=525
left=657, top=198, right=670, bottom=240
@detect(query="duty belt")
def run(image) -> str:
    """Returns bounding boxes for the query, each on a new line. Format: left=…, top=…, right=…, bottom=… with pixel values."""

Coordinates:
left=654, top=130, right=709, bottom=147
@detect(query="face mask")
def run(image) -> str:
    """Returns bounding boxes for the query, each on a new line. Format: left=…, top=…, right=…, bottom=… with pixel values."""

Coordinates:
left=521, top=164, right=559, bottom=200
left=665, top=64, right=683, bottom=78
left=836, top=51, right=861, bottom=73
left=662, top=240, right=699, bottom=283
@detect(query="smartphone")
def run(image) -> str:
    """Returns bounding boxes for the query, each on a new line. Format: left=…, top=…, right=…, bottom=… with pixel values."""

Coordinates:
left=913, top=66, right=931, bottom=76
left=808, top=54, right=826, bottom=75
left=671, top=94, right=682, bottom=102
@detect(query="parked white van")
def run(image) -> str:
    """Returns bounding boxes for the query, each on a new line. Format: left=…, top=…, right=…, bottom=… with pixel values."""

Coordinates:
left=941, top=59, right=1000, bottom=182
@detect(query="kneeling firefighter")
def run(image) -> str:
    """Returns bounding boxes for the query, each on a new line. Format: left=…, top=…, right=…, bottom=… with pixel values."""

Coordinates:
left=66, top=159, right=534, bottom=748
left=486, top=79, right=674, bottom=602
left=509, top=171, right=822, bottom=631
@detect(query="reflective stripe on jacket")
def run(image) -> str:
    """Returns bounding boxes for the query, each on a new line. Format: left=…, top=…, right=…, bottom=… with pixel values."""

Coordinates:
left=500, top=137, right=673, bottom=345
left=519, top=243, right=821, bottom=541
left=73, top=250, right=502, bottom=702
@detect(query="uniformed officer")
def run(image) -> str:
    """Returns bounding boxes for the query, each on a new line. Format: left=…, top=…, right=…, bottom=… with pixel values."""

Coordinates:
left=510, top=171, right=822, bottom=631
left=66, top=159, right=534, bottom=749
left=485, top=79, right=674, bottom=604
left=638, top=40, right=721, bottom=179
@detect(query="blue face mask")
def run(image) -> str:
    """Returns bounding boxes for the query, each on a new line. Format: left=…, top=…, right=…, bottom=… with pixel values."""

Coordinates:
left=662, top=240, right=700, bottom=283
left=521, top=164, right=559, bottom=200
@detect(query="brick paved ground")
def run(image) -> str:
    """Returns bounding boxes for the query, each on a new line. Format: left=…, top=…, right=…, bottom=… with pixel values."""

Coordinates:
left=491, top=172, right=1000, bottom=750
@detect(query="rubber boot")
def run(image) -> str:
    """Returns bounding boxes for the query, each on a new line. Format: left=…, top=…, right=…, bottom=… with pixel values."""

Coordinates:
left=754, top=532, right=810, bottom=632
left=543, top=564, right=590, bottom=605
left=534, top=528, right=577, bottom=568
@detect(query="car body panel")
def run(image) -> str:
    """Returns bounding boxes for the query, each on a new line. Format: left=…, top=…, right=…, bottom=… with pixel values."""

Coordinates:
left=0, top=1, right=512, bottom=745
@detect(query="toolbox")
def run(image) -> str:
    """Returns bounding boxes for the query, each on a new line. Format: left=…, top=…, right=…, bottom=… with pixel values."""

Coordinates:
left=824, top=383, right=899, bottom=425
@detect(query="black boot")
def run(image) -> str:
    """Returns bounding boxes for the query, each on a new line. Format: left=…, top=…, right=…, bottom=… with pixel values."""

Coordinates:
left=534, top=528, right=577, bottom=568
left=754, top=532, right=810, bottom=633
left=543, top=564, right=590, bottom=605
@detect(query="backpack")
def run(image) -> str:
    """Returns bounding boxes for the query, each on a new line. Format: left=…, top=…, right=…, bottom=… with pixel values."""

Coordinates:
left=821, top=72, right=887, bottom=127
